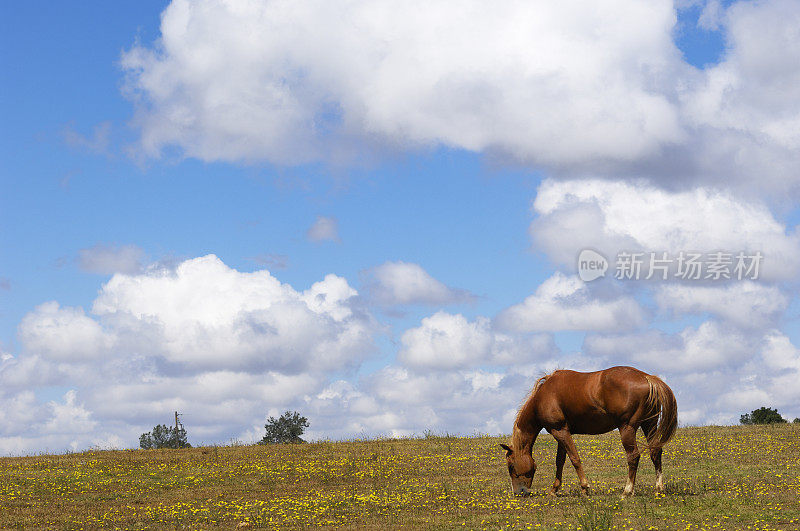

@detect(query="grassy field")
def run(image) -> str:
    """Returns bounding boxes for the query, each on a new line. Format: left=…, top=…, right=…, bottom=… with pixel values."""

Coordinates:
left=1, top=424, right=799, bottom=530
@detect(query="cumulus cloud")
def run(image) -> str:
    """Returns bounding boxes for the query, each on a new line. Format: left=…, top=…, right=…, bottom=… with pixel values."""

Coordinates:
left=6, top=252, right=635, bottom=452
left=86, top=255, right=373, bottom=372
left=18, top=302, right=116, bottom=362
left=525, top=175, right=798, bottom=424
left=1, top=255, right=380, bottom=453
left=363, top=261, right=473, bottom=306
left=119, top=0, right=800, bottom=196
left=308, top=368, right=521, bottom=440
left=530, top=179, right=800, bottom=280
left=495, top=272, right=644, bottom=332
left=7, top=250, right=797, bottom=451
left=655, top=282, right=788, bottom=329
left=398, top=311, right=555, bottom=370
left=44, top=390, right=97, bottom=437
left=680, top=0, right=800, bottom=194
left=0, top=389, right=108, bottom=455
left=306, top=216, right=340, bottom=243
left=712, top=332, right=800, bottom=422
left=697, top=0, right=723, bottom=31
left=585, top=320, right=756, bottom=373
left=87, top=370, right=322, bottom=432
left=78, top=243, right=145, bottom=275
left=121, top=0, right=686, bottom=169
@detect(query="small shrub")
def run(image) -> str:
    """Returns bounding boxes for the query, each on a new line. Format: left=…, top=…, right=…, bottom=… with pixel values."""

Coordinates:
left=258, top=411, right=309, bottom=444
left=740, top=407, right=786, bottom=425
left=139, top=424, right=191, bottom=449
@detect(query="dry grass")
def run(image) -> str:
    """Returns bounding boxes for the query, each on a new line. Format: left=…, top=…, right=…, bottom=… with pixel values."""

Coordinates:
left=1, top=424, right=799, bottom=529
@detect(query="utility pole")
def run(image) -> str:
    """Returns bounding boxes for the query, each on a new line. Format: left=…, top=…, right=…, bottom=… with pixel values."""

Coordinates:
left=174, top=411, right=181, bottom=449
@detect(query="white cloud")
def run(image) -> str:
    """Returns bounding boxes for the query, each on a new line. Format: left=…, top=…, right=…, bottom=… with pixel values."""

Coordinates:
left=673, top=0, right=800, bottom=195
left=10, top=251, right=798, bottom=452
left=697, top=0, right=723, bottom=31
left=87, top=255, right=373, bottom=372
left=685, top=0, right=800, bottom=150
left=712, top=331, right=800, bottom=421
left=656, top=282, right=788, bottom=329
left=495, top=272, right=644, bottom=332
left=3, top=255, right=380, bottom=453
left=18, top=302, right=115, bottom=362
left=585, top=321, right=756, bottom=373
left=0, top=390, right=111, bottom=455
left=0, top=391, right=42, bottom=437
left=364, top=261, right=472, bottom=306
left=308, top=367, right=521, bottom=439
left=78, top=243, right=145, bottom=275
left=122, top=0, right=685, bottom=169
left=398, top=311, right=556, bottom=370
left=119, top=0, right=800, bottom=197
left=44, top=390, right=97, bottom=436
left=87, top=370, right=321, bottom=430
left=531, top=179, right=800, bottom=280
left=399, top=312, right=480, bottom=370
left=306, top=216, right=340, bottom=243
left=760, top=331, right=800, bottom=371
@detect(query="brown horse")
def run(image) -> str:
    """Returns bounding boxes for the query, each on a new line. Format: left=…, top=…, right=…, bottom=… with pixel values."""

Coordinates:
left=500, top=366, right=677, bottom=496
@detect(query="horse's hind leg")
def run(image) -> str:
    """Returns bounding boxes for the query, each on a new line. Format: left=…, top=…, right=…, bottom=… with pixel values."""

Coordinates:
left=641, top=419, right=663, bottom=492
left=619, top=424, right=640, bottom=496
left=549, top=429, right=589, bottom=495
left=548, top=442, right=566, bottom=496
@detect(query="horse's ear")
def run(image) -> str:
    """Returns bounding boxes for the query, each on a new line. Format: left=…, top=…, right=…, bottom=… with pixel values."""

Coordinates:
left=499, top=443, right=512, bottom=456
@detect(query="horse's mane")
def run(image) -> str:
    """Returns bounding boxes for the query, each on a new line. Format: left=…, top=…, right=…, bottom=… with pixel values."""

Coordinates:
left=510, top=372, right=552, bottom=450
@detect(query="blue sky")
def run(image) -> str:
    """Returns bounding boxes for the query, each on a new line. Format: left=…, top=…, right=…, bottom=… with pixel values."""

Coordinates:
left=2, top=0, right=800, bottom=453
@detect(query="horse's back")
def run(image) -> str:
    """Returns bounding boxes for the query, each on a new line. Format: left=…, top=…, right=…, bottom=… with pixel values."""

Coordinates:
left=597, top=366, right=653, bottom=417
left=533, top=366, right=653, bottom=434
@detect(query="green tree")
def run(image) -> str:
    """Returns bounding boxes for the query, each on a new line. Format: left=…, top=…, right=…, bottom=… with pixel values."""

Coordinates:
left=139, top=424, right=191, bottom=449
left=740, top=407, right=786, bottom=425
left=258, top=411, right=309, bottom=444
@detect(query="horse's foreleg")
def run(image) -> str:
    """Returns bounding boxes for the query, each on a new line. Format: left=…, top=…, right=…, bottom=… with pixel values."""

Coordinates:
left=550, top=429, right=589, bottom=495
left=641, top=419, right=663, bottom=492
left=619, top=424, right=640, bottom=496
left=548, top=442, right=566, bottom=496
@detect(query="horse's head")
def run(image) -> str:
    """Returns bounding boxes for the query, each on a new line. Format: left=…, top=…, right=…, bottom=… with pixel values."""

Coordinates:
left=500, top=443, right=535, bottom=495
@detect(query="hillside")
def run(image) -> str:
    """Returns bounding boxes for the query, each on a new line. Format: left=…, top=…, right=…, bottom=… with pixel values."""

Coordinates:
left=1, top=424, right=799, bottom=529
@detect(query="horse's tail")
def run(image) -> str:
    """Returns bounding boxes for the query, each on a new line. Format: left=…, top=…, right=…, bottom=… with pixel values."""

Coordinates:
left=643, top=374, right=678, bottom=449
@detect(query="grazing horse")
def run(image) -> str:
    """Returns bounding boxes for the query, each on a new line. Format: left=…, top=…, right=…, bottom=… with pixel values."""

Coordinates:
left=500, top=366, right=677, bottom=497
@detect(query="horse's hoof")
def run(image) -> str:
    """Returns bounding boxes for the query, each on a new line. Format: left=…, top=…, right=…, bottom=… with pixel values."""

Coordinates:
left=547, top=489, right=558, bottom=497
